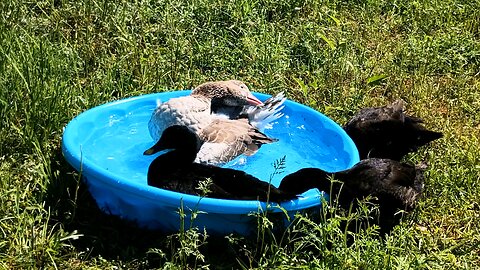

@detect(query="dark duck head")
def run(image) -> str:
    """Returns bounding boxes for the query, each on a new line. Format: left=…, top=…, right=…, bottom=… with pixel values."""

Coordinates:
left=344, top=100, right=443, bottom=160
left=144, top=125, right=297, bottom=203
left=278, top=158, right=426, bottom=233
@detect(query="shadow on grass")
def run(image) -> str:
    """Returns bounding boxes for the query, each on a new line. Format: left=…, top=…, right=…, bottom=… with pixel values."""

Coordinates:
left=44, top=146, right=245, bottom=268
left=45, top=151, right=164, bottom=264
left=44, top=145, right=411, bottom=268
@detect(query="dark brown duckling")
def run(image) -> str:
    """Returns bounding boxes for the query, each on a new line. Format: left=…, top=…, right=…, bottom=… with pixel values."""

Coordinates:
left=278, top=158, right=426, bottom=233
left=344, top=100, right=443, bottom=160
left=144, top=125, right=297, bottom=203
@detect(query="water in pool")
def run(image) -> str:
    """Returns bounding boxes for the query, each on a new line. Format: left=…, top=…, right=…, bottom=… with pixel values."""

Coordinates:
left=81, top=97, right=353, bottom=188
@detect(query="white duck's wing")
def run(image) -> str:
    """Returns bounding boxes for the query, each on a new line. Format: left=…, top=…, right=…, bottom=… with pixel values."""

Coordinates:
left=210, top=92, right=286, bottom=131
left=148, top=96, right=212, bottom=141
left=195, top=118, right=277, bottom=165
left=241, top=92, right=286, bottom=130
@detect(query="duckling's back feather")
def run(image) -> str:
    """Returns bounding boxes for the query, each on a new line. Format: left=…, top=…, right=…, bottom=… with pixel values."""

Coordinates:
left=344, top=100, right=443, bottom=160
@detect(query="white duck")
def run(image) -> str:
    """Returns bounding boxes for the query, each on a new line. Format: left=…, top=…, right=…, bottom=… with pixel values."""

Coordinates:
left=147, top=80, right=287, bottom=165
left=148, top=80, right=263, bottom=142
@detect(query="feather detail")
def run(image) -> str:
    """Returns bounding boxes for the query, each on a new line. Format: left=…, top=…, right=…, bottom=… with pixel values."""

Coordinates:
left=344, top=99, right=443, bottom=160
left=195, top=118, right=277, bottom=165
left=242, top=92, right=286, bottom=130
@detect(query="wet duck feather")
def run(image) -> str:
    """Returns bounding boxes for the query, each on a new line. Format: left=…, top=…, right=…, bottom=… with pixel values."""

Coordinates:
left=239, top=91, right=286, bottom=130
left=195, top=118, right=277, bottom=165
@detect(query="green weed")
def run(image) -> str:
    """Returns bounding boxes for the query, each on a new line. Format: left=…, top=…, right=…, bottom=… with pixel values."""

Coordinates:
left=1, top=0, right=479, bottom=268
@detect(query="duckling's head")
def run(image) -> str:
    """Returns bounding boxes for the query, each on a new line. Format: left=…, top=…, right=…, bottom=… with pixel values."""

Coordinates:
left=144, top=125, right=202, bottom=156
left=192, top=80, right=263, bottom=107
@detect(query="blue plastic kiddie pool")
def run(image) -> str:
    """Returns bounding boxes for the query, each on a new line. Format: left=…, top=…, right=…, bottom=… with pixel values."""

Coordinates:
left=62, top=91, right=359, bottom=235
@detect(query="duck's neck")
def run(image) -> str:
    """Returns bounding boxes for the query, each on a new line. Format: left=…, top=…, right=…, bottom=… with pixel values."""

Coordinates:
left=280, top=168, right=335, bottom=194
left=150, top=134, right=201, bottom=171
left=317, top=172, right=344, bottom=195
left=147, top=148, right=197, bottom=185
left=169, top=148, right=198, bottom=164
left=308, top=169, right=340, bottom=194
left=210, top=102, right=244, bottom=117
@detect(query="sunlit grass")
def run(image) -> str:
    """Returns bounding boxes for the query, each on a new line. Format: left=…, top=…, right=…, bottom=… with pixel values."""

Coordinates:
left=1, top=0, right=479, bottom=268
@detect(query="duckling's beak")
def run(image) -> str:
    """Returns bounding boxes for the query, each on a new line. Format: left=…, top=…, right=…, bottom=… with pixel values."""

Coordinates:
left=143, top=147, right=158, bottom=155
left=143, top=141, right=168, bottom=155
left=246, top=93, right=263, bottom=106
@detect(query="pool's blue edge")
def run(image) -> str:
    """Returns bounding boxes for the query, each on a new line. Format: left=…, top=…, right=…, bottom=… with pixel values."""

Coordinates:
left=61, top=91, right=359, bottom=230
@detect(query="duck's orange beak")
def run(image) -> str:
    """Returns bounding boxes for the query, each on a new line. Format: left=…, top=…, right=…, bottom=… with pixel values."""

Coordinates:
left=246, top=93, right=263, bottom=106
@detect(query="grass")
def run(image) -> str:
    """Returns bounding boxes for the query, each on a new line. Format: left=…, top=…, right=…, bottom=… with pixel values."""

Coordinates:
left=1, top=0, right=479, bottom=268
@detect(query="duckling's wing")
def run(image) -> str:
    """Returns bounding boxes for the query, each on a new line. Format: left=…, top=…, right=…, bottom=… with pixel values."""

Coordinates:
left=333, top=159, right=384, bottom=195
left=338, top=159, right=414, bottom=186
left=148, top=96, right=212, bottom=141
left=333, top=159, right=422, bottom=212
left=195, top=118, right=277, bottom=165
left=384, top=161, right=426, bottom=208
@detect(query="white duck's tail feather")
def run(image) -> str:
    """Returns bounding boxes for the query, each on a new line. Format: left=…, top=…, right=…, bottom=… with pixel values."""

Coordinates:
left=155, top=98, right=162, bottom=108
left=243, top=92, right=286, bottom=130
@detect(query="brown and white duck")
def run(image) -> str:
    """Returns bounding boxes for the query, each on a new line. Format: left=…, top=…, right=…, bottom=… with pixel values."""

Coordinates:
left=144, top=125, right=297, bottom=203
left=148, top=80, right=286, bottom=165
left=148, top=80, right=263, bottom=142
left=193, top=91, right=286, bottom=164
left=344, top=100, right=443, bottom=160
